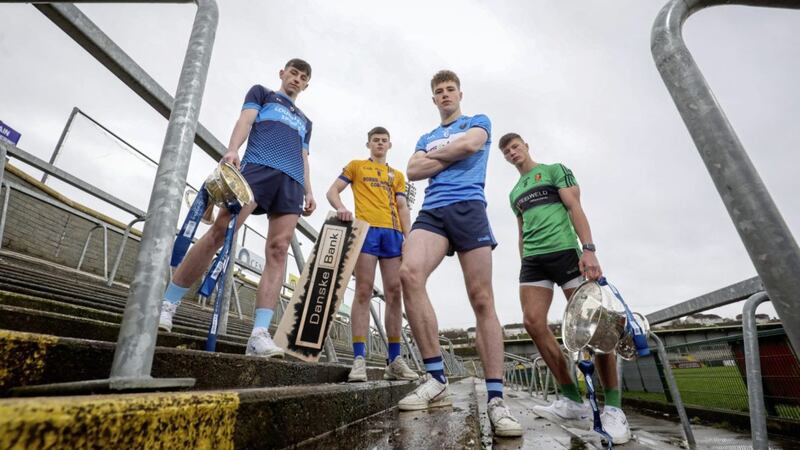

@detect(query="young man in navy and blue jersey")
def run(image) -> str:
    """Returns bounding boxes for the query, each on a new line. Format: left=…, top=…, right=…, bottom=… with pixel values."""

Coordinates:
left=159, top=59, right=316, bottom=358
left=396, top=70, right=522, bottom=437
left=500, top=133, right=630, bottom=444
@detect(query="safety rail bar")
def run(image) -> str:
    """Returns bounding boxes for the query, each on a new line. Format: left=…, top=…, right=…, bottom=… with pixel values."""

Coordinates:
left=651, top=0, right=800, bottom=356
left=651, top=1, right=800, bottom=446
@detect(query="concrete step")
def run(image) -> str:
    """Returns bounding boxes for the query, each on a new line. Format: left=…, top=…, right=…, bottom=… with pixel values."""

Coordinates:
left=303, top=378, right=483, bottom=449
left=0, top=252, right=256, bottom=337
left=0, top=270, right=255, bottom=336
left=0, top=304, right=249, bottom=354
left=0, top=290, right=249, bottom=345
left=0, top=330, right=390, bottom=395
left=0, top=379, right=415, bottom=449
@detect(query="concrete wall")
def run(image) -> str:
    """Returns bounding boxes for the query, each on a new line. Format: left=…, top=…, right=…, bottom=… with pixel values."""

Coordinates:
left=1, top=170, right=140, bottom=284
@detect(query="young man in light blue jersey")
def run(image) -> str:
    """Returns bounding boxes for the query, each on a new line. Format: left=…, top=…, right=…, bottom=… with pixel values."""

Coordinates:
left=159, top=59, right=317, bottom=359
left=500, top=132, right=630, bottom=444
left=396, top=70, right=522, bottom=438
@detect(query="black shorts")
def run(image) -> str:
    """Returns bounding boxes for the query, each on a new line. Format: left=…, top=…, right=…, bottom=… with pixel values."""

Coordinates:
left=519, top=249, right=582, bottom=287
left=411, top=200, right=497, bottom=256
left=240, top=163, right=304, bottom=216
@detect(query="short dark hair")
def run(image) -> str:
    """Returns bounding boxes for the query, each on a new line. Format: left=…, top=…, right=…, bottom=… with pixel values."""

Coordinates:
left=498, top=133, right=523, bottom=150
left=367, top=126, right=390, bottom=141
left=285, top=58, right=311, bottom=78
left=430, top=70, right=460, bottom=91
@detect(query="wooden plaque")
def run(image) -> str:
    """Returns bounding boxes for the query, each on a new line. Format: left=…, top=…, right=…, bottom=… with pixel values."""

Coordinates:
left=274, top=213, right=369, bottom=362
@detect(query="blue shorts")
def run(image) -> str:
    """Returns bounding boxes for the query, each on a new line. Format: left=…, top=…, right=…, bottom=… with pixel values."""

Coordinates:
left=361, top=227, right=404, bottom=259
left=411, top=200, right=497, bottom=256
left=240, top=163, right=304, bottom=216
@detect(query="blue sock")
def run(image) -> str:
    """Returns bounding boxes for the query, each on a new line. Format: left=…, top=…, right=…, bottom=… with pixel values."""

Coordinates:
left=486, top=378, right=504, bottom=402
left=164, top=281, right=189, bottom=305
left=423, top=356, right=447, bottom=385
left=253, top=308, right=274, bottom=330
left=352, top=336, right=367, bottom=359
left=388, top=337, right=402, bottom=362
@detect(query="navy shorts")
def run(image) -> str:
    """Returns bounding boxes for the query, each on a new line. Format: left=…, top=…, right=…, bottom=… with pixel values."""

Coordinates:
left=240, top=163, right=303, bottom=216
left=411, top=200, right=497, bottom=256
left=361, top=227, right=404, bottom=259
left=519, top=249, right=582, bottom=288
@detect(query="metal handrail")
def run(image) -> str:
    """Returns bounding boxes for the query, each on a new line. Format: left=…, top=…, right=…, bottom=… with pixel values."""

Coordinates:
left=742, top=292, right=770, bottom=450
left=1, top=0, right=220, bottom=394
left=76, top=223, right=108, bottom=279
left=652, top=0, right=800, bottom=356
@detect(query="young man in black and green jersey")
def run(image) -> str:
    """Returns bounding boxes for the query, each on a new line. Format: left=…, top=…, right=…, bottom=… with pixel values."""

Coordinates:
left=499, top=132, right=631, bottom=444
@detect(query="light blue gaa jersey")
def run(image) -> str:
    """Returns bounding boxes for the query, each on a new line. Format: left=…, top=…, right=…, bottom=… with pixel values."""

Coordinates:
left=240, top=85, right=312, bottom=186
left=414, top=114, right=491, bottom=210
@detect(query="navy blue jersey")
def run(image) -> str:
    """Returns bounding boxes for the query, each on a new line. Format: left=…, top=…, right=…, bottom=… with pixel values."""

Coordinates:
left=414, top=114, right=491, bottom=210
left=240, top=85, right=312, bottom=186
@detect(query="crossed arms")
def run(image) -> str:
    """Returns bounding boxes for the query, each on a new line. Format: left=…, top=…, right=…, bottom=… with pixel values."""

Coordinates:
left=406, top=127, right=488, bottom=181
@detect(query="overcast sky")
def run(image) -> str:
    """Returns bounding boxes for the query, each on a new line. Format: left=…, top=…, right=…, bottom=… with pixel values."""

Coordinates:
left=1, top=1, right=798, bottom=329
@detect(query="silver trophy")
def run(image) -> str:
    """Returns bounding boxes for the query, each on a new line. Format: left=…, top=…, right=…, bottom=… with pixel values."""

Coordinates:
left=562, top=280, right=650, bottom=360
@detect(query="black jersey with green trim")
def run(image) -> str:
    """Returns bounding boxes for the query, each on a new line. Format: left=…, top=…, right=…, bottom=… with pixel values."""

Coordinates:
left=509, top=163, right=580, bottom=257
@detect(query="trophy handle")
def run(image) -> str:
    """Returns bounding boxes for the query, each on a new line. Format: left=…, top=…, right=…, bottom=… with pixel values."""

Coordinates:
left=184, top=188, right=216, bottom=224
left=201, top=204, right=216, bottom=225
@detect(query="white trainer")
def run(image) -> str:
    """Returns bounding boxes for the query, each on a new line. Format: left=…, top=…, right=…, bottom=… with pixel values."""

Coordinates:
left=488, top=397, right=523, bottom=437
left=600, top=405, right=631, bottom=444
left=532, top=398, right=591, bottom=427
left=158, top=301, right=178, bottom=332
left=245, top=327, right=285, bottom=358
left=384, top=358, right=419, bottom=381
left=398, top=374, right=452, bottom=411
left=348, top=356, right=368, bottom=382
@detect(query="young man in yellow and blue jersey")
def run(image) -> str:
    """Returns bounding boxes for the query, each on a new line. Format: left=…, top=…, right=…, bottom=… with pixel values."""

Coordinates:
left=326, top=127, right=419, bottom=382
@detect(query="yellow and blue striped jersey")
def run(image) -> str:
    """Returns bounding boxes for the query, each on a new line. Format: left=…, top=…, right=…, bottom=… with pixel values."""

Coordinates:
left=339, top=159, right=407, bottom=231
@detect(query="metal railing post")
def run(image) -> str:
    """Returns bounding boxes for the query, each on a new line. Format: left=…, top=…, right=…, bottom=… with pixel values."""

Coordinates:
left=369, top=298, right=389, bottom=351
left=232, top=280, right=243, bottom=320
left=108, top=0, right=218, bottom=388
left=743, top=291, right=770, bottom=450
left=651, top=333, right=696, bottom=448
left=401, top=329, right=423, bottom=371
left=652, top=0, right=800, bottom=356
left=41, top=106, right=79, bottom=184
left=77, top=224, right=101, bottom=271
left=0, top=184, right=10, bottom=251
left=107, top=217, right=144, bottom=286
left=0, top=142, right=7, bottom=192
left=101, top=224, right=108, bottom=280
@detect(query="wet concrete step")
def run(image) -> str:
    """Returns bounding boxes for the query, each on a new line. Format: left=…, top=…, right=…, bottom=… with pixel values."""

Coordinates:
left=486, top=382, right=797, bottom=449
left=0, top=330, right=390, bottom=395
left=0, top=378, right=415, bottom=449
left=304, top=378, right=483, bottom=449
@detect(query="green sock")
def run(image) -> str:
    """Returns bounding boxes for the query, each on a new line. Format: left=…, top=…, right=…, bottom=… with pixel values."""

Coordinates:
left=604, top=388, right=621, bottom=408
left=560, top=383, right=582, bottom=403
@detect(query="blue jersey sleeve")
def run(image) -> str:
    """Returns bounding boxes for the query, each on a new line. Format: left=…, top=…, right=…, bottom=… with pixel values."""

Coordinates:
left=469, top=114, right=491, bottom=136
left=242, top=85, right=270, bottom=111
left=415, top=133, right=428, bottom=153
left=303, top=119, right=312, bottom=152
